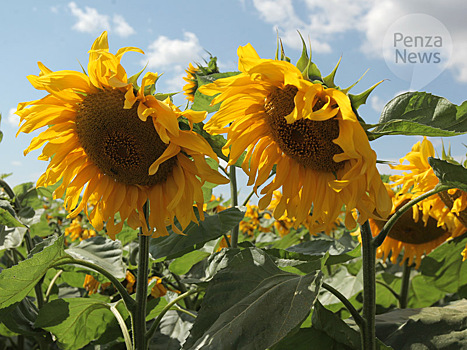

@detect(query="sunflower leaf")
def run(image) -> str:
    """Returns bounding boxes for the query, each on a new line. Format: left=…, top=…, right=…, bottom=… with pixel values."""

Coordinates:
left=0, top=234, right=66, bottom=309
left=374, top=299, right=467, bottom=349
left=191, top=72, right=240, bottom=113
left=183, top=247, right=323, bottom=350
left=0, top=208, right=24, bottom=228
left=419, top=234, right=467, bottom=294
left=149, top=310, right=196, bottom=349
left=149, top=207, right=245, bottom=261
left=428, top=157, right=467, bottom=191
left=35, top=298, right=115, bottom=350
left=371, top=92, right=467, bottom=138
left=0, top=225, right=27, bottom=250
left=312, top=300, right=392, bottom=349
left=64, top=236, right=126, bottom=281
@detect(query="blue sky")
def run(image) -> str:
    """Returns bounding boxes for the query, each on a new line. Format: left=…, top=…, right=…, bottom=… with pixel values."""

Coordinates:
left=1, top=0, right=466, bottom=202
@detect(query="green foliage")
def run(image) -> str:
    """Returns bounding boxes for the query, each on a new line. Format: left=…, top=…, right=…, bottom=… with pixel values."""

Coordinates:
left=428, top=157, right=467, bottom=191
left=65, top=236, right=126, bottom=281
left=149, top=310, right=196, bottom=350
left=183, top=248, right=323, bottom=349
left=419, top=234, right=467, bottom=293
left=149, top=207, right=245, bottom=260
left=0, top=200, right=25, bottom=228
left=0, top=234, right=66, bottom=309
left=35, top=298, right=116, bottom=349
left=375, top=299, right=467, bottom=349
left=0, top=297, right=46, bottom=337
left=312, top=301, right=392, bottom=350
left=372, top=92, right=467, bottom=138
left=191, top=72, right=240, bottom=113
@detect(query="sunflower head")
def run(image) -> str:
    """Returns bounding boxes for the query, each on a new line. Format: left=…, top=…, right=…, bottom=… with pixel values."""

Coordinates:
left=390, top=137, right=467, bottom=232
left=17, top=31, right=228, bottom=239
left=199, top=37, right=391, bottom=234
left=367, top=186, right=464, bottom=268
left=183, top=55, right=219, bottom=102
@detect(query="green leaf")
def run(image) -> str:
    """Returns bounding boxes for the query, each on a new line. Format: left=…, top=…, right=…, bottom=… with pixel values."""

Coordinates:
left=375, top=299, right=467, bottom=349
left=428, top=157, right=467, bottom=191
left=372, top=92, right=467, bottom=138
left=146, top=297, right=167, bottom=321
left=192, top=122, right=245, bottom=167
left=35, top=298, right=115, bottom=350
left=13, top=182, right=42, bottom=210
left=169, top=250, right=211, bottom=275
left=0, top=208, right=25, bottom=228
left=149, top=310, right=196, bottom=350
left=0, top=234, right=66, bottom=309
left=191, top=72, right=240, bottom=113
left=183, top=247, right=323, bottom=349
left=65, top=236, right=126, bottom=280
left=319, top=267, right=363, bottom=306
left=313, top=300, right=392, bottom=350
left=149, top=207, right=245, bottom=260
left=419, top=234, right=467, bottom=293
left=0, top=226, right=27, bottom=251
left=114, top=224, right=138, bottom=246
left=0, top=297, right=46, bottom=337
left=272, top=327, right=352, bottom=350
left=285, top=234, right=361, bottom=266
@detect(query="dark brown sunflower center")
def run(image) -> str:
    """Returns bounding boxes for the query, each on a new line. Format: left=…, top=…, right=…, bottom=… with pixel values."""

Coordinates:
left=374, top=200, right=448, bottom=244
left=264, top=84, right=345, bottom=173
left=75, top=89, right=175, bottom=186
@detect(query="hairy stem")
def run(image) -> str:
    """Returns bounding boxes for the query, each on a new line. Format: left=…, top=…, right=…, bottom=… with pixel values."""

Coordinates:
left=134, top=202, right=151, bottom=350
left=52, top=257, right=135, bottom=309
left=322, top=282, right=364, bottom=327
left=146, top=289, right=197, bottom=341
left=360, top=220, right=376, bottom=350
left=399, top=260, right=413, bottom=309
left=229, top=165, right=240, bottom=248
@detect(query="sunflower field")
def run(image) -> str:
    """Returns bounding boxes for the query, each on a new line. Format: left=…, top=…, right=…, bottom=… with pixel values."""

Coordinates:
left=0, top=31, right=467, bottom=350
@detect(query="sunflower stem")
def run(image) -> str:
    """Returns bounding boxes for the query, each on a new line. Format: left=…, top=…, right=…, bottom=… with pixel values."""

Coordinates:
left=146, top=289, right=197, bottom=341
left=229, top=165, right=240, bottom=248
left=360, top=220, right=376, bottom=350
left=322, top=282, right=364, bottom=327
left=399, top=260, right=413, bottom=309
left=134, top=202, right=151, bottom=350
left=52, top=257, right=135, bottom=309
left=374, top=185, right=453, bottom=248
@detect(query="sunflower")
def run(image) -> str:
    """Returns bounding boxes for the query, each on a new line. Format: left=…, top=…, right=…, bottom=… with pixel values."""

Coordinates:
left=199, top=44, right=391, bottom=233
left=183, top=63, right=199, bottom=102
left=367, top=186, right=464, bottom=268
left=16, top=32, right=228, bottom=239
left=390, top=137, right=467, bottom=232
left=183, top=56, right=219, bottom=102
left=64, top=217, right=97, bottom=242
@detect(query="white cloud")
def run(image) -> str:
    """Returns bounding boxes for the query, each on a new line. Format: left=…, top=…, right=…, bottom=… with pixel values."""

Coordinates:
left=251, top=0, right=372, bottom=52
left=144, top=32, right=203, bottom=69
left=68, top=2, right=110, bottom=34
left=6, top=108, right=19, bottom=127
left=370, top=95, right=385, bottom=113
left=113, top=14, right=136, bottom=38
left=68, top=2, right=135, bottom=37
left=249, top=0, right=467, bottom=83
left=11, top=161, right=22, bottom=167
left=162, top=66, right=186, bottom=92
